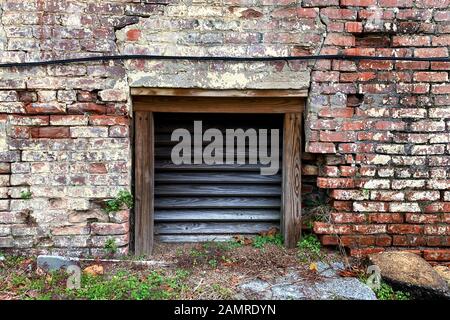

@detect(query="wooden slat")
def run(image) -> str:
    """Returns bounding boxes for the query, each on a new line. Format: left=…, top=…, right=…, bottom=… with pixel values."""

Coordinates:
left=156, top=235, right=234, bottom=242
left=155, top=160, right=265, bottom=171
left=154, top=146, right=281, bottom=159
left=282, top=113, right=302, bottom=248
left=155, top=172, right=281, bottom=183
left=134, top=97, right=304, bottom=113
left=154, top=197, right=281, bottom=209
left=131, top=88, right=308, bottom=98
left=154, top=209, right=280, bottom=222
left=154, top=184, right=281, bottom=196
left=155, top=222, right=278, bottom=234
left=134, top=112, right=154, bottom=255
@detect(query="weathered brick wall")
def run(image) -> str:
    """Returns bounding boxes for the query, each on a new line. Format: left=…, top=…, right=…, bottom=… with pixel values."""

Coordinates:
left=0, top=0, right=448, bottom=262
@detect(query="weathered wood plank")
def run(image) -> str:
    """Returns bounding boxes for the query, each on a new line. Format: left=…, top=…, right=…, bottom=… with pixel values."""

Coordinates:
left=282, top=113, right=302, bottom=248
left=155, top=184, right=281, bottom=196
left=154, top=196, right=281, bottom=208
left=155, top=160, right=266, bottom=171
left=134, top=112, right=154, bottom=255
left=134, top=97, right=304, bottom=113
left=155, top=172, right=282, bottom=183
left=156, top=235, right=234, bottom=242
left=154, top=147, right=281, bottom=159
left=131, top=88, right=308, bottom=98
left=155, top=222, right=278, bottom=234
left=154, top=209, right=280, bottom=222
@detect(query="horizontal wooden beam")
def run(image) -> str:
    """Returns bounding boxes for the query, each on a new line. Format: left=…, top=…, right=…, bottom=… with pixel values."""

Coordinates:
left=131, top=88, right=308, bottom=98
left=133, top=96, right=304, bottom=113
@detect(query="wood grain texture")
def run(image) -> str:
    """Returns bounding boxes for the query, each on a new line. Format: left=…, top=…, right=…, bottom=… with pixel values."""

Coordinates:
left=282, top=113, right=302, bottom=248
left=134, top=97, right=304, bottom=113
left=155, top=222, right=278, bottom=234
left=154, top=184, right=281, bottom=196
left=131, top=88, right=308, bottom=98
left=154, top=197, right=281, bottom=209
left=156, top=235, right=234, bottom=242
left=134, top=112, right=154, bottom=255
left=154, top=209, right=280, bottom=222
left=155, top=172, right=281, bottom=184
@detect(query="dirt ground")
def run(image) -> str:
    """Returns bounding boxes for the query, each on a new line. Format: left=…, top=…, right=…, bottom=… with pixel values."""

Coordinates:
left=0, top=240, right=354, bottom=300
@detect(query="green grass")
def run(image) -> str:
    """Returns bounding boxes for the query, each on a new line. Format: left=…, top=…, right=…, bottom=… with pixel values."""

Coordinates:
left=20, top=190, right=32, bottom=200
left=252, top=233, right=283, bottom=249
left=297, top=234, right=322, bottom=262
left=373, top=282, right=411, bottom=300
left=68, top=269, right=189, bottom=300
left=104, top=190, right=133, bottom=213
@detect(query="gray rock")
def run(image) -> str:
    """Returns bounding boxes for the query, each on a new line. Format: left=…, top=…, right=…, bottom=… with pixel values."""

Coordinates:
left=37, top=255, right=79, bottom=271
left=237, top=265, right=377, bottom=300
left=369, top=251, right=449, bottom=299
left=434, top=266, right=450, bottom=287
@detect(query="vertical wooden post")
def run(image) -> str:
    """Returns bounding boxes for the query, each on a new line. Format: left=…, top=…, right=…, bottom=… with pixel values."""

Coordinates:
left=134, top=112, right=154, bottom=255
left=282, top=113, right=302, bottom=248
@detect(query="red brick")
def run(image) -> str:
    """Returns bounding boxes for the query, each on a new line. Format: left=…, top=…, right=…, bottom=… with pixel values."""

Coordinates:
left=126, top=29, right=141, bottom=41
left=413, top=72, right=448, bottom=82
left=24, top=103, right=66, bottom=114
left=393, top=235, right=427, bottom=246
left=340, top=0, right=376, bottom=6
left=318, top=108, right=354, bottom=118
left=431, top=62, right=450, bottom=70
left=313, top=222, right=353, bottom=234
left=359, top=60, right=393, bottom=70
left=88, top=163, right=107, bottom=174
left=67, top=103, right=106, bottom=115
left=424, top=225, right=450, bottom=235
left=387, top=224, right=424, bottom=234
left=345, top=22, right=363, bottom=33
left=340, top=72, right=376, bottom=82
left=431, top=84, right=450, bottom=94
left=415, top=47, right=448, bottom=58
left=30, top=127, right=70, bottom=139
left=320, top=131, right=356, bottom=142
left=307, top=142, right=336, bottom=154
left=376, top=235, right=392, bottom=246
left=396, top=61, right=430, bottom=70
left=330, top=212, right=367, bottom=223
left=320, top=235, right=340, bottom=245
left=392, top=35, right=430, bottom=46
left=406, top=213, right=442, bottom=224
left=89, top=115, right=128, bottom=126
left=353, top=224, right=387, bottom=234
left=374, top=121, right=406, bottom=131
left=324, top=34, right=355, bottom=47
left=432, top=35, right=450, bottom=46
left=379, top=0, right=413, bottom=8
left=321, top=8, right=356, bottom=20
left=397, top=83, right=430, bottom=94
left=423, top=202, right=450, bottom=213
left=423, top=249, right=450, bottom=261
left=317, top=177, right=355, bottom=189
left=332, top=200, right=353, bottom=211
left=368, top=213, right=404, bottom=223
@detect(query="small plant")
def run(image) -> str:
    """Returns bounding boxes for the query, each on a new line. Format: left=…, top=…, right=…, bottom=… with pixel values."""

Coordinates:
left=104, top=238, right=118, bottom=256
left=297, top=234, right=322, bottom=263
left=374, top=282, right=410, bottom=300
left=252, top=233, right=283, bottom=249
left=303, top=196, right=333, bottom=223
left=20, top=190, right=32, bottom=200
left=104, top=190, right=134, bottom=213
left=362, top=189, right=370, bottom=198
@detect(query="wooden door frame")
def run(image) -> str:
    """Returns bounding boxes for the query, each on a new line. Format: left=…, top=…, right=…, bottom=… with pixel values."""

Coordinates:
left=133, top=89, right=304, bottom=255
